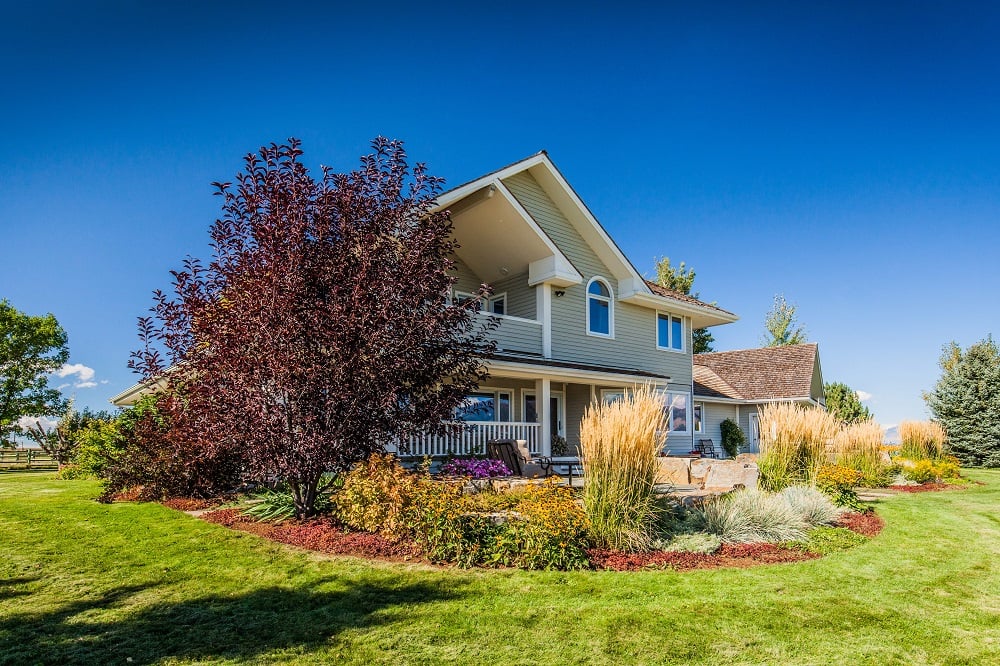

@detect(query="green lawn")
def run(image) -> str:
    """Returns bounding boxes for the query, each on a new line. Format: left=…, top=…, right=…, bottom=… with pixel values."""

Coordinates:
left=1, top=472, right=998, bottom=665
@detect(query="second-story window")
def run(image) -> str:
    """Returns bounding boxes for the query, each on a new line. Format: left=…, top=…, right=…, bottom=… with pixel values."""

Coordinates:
left=587, top=277, right=613, bottom=337
left=657, top=312, right=684, bottom=351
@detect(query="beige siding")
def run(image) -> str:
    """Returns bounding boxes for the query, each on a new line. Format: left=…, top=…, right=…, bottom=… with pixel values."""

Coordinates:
left=695, top=400, right=740, bottom=458
left=491, top=271, right=536, bottom=320
left=502, top=171, right=692, bottom=386
left=451, top=256, right=482, bottom=294
left=488, top=315, right=542, bottom=355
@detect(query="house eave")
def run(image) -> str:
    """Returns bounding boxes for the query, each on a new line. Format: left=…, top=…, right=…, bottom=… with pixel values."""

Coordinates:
left=620, top=291, right=739, bottom=328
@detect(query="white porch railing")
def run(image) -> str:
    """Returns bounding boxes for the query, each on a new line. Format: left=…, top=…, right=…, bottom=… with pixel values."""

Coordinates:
left=395, top=421, right=542, bottom=458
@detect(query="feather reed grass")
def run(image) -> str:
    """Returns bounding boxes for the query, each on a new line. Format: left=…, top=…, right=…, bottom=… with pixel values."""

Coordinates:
left=899, top=420, right=946, bottom=460
left=833, top=419, right=890, bottom=486
left=580, top=384, right=666, bottom=551
left=757, top=403, right=839, bottom=491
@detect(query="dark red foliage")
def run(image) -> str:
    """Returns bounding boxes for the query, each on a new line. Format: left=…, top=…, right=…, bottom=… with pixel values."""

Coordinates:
left=129, top=138, right=497, bottom=516
left=888, top=483, right=964, bottom=493
left=588, top=543, right=819, bottom=572
left=161, top=497, right=223, bottom=511
left=837, top=511, right=885, bottom=537
left=200, top=510, right=421, bottom=560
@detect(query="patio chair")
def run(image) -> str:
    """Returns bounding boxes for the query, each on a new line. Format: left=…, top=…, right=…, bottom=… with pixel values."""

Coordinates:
left=695, top=439, right=718, bottom=459
left=487, top=439, right=553, bottom=478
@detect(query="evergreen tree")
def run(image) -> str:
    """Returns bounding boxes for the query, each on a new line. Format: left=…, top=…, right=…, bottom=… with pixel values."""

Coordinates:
left=653, top=257, right=714, bottom=353
left=824, top=382, right=872, bottom=424
left=925, top=337, right=1000, bottom=467
left=762, top=294, right=807, bottom=347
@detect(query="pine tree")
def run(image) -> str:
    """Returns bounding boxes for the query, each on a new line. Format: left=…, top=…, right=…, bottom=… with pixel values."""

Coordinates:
left=925, top=337, right=1000, bottom=467
left=824, top=382, right=872, bottom=424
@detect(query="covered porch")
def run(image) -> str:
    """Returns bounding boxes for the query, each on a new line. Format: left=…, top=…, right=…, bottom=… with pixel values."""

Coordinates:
left=395, top=356, right=682, bottom=459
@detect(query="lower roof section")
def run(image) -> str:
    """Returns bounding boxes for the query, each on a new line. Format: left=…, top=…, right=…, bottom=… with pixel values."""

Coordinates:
left=488, top=352, right=670, bottom=385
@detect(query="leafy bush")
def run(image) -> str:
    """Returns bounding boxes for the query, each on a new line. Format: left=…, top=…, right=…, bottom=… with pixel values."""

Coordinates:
left=757, top=403, right=839, bottom=491
left=815, top=464, right=864, bottom=510
left=334, top=454, right=589, bottom=569
left=898, top=421, right=946, bottom=461
left=439, top=457, right=510, bottom=478
left=776, top=485, right=844, bottom=526
left=896, top=456, right=962, bottom=484
left=72, top=418, right=124, bottom=478
left=833, top=420, right=891, bottom=487
left=699, top=488, right=809, bottom=543
left=580, top=384, right=665, bottom=551
left=720, top=418, right=745, bottom=459
left=797, top=526, right=869, bottom=555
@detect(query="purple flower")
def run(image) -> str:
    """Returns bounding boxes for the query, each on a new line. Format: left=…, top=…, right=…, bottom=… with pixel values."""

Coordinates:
left=440, top=458, right=511, bottom=478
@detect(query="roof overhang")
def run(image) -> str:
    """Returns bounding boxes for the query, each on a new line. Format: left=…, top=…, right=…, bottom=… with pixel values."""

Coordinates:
left=488, top=356, right=669, bottom=386
left=619, top=285, right=740, bottom=329
left=694, top=395, right=821, bottom=407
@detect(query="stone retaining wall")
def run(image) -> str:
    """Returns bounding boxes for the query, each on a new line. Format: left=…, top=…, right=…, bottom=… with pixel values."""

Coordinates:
left=655, top=454, right=759, bottom=491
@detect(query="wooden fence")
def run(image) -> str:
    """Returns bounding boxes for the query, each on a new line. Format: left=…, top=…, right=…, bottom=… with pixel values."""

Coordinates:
left=0, top=448, right=58, bottom=470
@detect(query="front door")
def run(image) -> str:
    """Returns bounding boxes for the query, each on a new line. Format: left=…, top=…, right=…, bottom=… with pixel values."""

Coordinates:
left=747, top=413, right=760, bottom=453
left=523, top=392, right=564, bottom=438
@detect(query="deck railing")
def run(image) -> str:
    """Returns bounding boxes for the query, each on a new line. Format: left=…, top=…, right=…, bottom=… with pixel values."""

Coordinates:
left=394, top=421, right=542, bottom=458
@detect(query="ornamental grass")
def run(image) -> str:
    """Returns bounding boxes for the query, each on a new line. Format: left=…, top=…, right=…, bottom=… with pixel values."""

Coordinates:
left=757, top=403, right=839, bottom=491
left=580, top=384, right=666, bottom=552
left=833, top=419, right=891, bottom=486
left=898, top=420, right=947, bottom=461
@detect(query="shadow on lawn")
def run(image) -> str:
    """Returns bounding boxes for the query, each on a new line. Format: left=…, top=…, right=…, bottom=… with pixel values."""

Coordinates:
left=0, top=579, right=460, bottom=665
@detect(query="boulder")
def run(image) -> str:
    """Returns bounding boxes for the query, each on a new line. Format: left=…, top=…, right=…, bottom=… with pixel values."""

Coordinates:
left=654, top=457, right=691, bottom=485
left=704, top=461, right=760, bottom=492
left=689, top=458, right=715, bottom=488
left=735, top=453, right=758, bottom=464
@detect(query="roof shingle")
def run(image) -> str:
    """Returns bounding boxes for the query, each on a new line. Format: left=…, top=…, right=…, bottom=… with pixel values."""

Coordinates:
left=693, top=343, right=819, bottom=401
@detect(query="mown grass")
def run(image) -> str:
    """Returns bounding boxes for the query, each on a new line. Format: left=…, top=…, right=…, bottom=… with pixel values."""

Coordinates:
left=1, top=470, right=998, bottom=665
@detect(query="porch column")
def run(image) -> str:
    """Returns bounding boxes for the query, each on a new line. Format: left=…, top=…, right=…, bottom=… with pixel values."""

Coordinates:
left=538, top=283, right=552, bottom=358
left=536, top=377, right=552, bottom=456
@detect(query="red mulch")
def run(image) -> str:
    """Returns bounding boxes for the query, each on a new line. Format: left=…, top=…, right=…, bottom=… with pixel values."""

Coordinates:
left=161, top=497, right=222, bottom=511
left=888, top=483, right=965, bottom=493
left=837, top=511, right=885, bottom=538
left=200, top=509, right=421, bottom=560
left=588, top=543, right=820, bottom=572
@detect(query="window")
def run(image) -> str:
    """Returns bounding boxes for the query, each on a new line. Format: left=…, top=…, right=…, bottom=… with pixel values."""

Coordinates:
left=587, top=278, right=613, bottom=337
left=693, top=403, right=703, bottom=434
left=656, top=312, right=685, bottom=351
left=455, top=389, right=513, bottom=422
left=660, top=390, right=690, bottom=433
left=600, top=388, right=626, bottom=405
left=454, top=290, right=506, bottom=315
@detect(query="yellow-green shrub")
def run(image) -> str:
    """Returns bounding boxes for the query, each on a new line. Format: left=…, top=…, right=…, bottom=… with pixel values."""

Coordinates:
left=896, top=456, right=962, bottom=484
left=757, top=403, right=839, bottom=491
left=815, top=464, right=864, bottom=510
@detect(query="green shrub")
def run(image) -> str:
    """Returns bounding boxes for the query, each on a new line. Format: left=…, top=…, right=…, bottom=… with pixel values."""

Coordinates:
left=776, top=485, right=844, bottom=526
left=580, top=384, right=666, bottom=551
left=699, top=488, right=809, bottom=543
left=334, top=454, right=419, bottom=538
left=244, top=488, right=332, bottom=523
left=720, top=418, right=745, bottom=459
left=815, top=464, right=864, bottom=510
left=797, top=526, right=869, bottom=555
left=897, top=456, right=962, bottom=484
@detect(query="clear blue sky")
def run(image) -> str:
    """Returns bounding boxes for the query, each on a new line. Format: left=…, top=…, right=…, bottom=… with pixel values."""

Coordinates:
left=2, top=1, right=998, bottom=428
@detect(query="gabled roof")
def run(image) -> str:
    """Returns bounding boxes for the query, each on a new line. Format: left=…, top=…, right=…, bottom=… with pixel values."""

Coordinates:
left=693, top=343, right=821, bottom=402
left=436, top=152, right=739, bottom=329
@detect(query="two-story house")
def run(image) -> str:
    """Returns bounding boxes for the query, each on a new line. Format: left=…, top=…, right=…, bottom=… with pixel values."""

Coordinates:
left=397, top=152, right=739, bottom=458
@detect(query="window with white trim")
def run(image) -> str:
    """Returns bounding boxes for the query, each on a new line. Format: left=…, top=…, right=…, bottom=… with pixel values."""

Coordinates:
left=600, top=388, right=626, bottom=405
left=661, top=390, right=690, bottom=433
left=454, top=389, right=512, bottom=422
left=693, top=403, right=703, bottom=434
left=656, top=312, right=684, bottom=351
left=454, top=290, right=506, bottom=315
left=587, top=278, right=613, bottom=337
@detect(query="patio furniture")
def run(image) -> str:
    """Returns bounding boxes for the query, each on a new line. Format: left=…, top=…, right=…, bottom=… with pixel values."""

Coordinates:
left=695, top=439, right=718, bottom=458
left=487, top=439, right=553, bottom=477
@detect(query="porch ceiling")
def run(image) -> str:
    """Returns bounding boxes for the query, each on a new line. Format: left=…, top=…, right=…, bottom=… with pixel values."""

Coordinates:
left=449, top=184, right=566, bottom=284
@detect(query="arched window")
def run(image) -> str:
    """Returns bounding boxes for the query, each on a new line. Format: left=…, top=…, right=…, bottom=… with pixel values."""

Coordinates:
left=586, top=277, right=613, bottom=337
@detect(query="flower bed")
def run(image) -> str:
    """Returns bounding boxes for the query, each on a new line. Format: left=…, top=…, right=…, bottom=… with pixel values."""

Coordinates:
left=439, top=458, right=511, bottom=478
left=202, top=508, right=421, bottom=559
left=836, top=510, right=885, bottom=537
left=161, top=497, right=222, bottom=511
left=888, top=483, right=965, bottom=493
left=589, top=543, right=820, bottom=571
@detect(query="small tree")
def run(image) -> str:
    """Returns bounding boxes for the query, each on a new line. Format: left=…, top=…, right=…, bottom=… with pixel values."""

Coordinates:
left=824, top=382, right=873, bottom=424
left=0, top=300, right=69, bottom=445
left=720, top=418, right=745, bottom=458
left=131, top=138, right=497, bottom=515
left=25, top=401, right=119, bottom=470
left=925, top=337, right=1000, bottom=467
left=653, top=257, right=714, bottom=353
left=761, top=294, right=807, bottom=347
